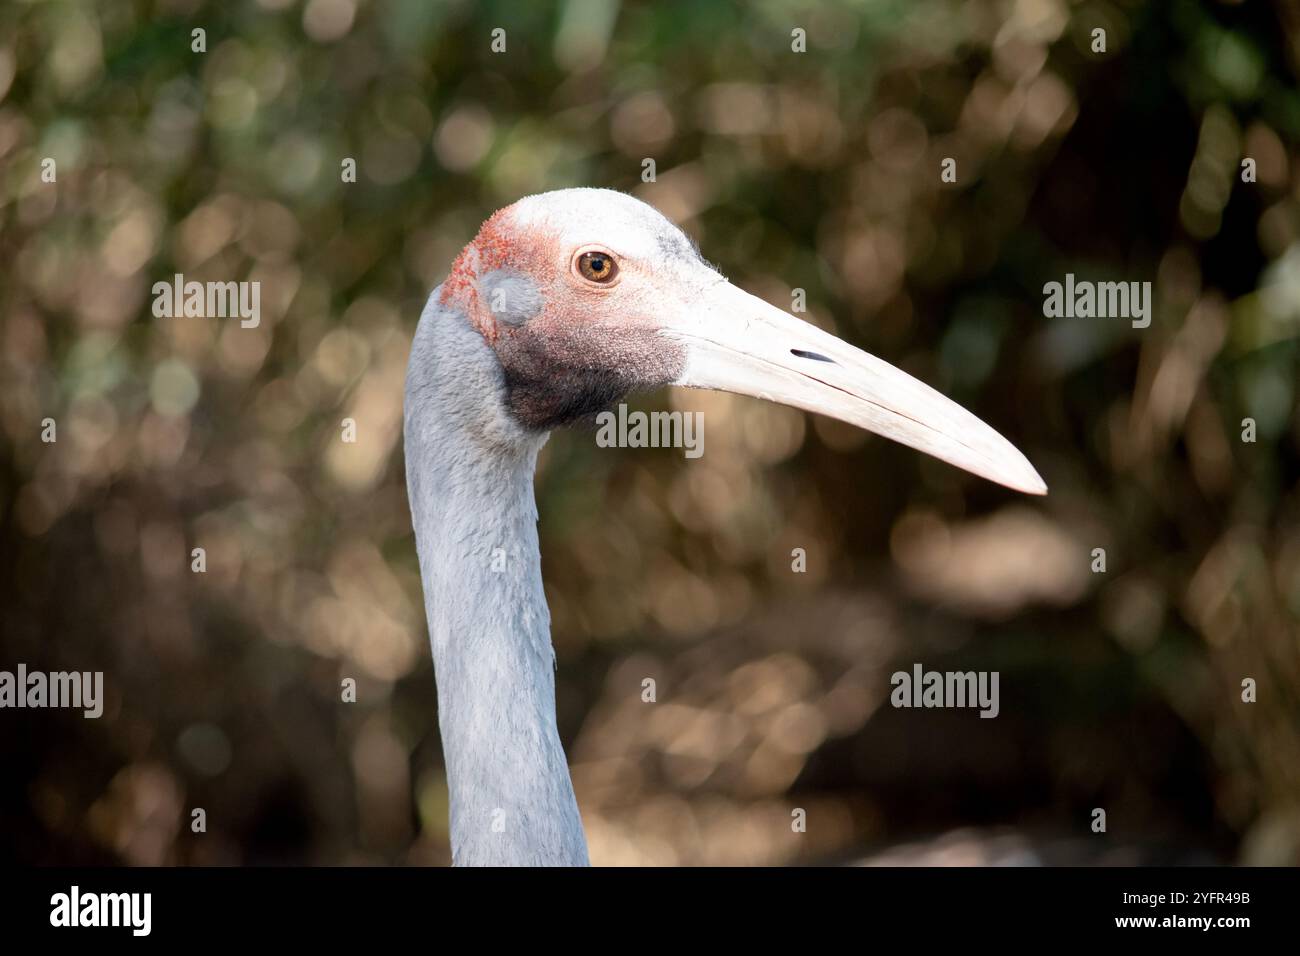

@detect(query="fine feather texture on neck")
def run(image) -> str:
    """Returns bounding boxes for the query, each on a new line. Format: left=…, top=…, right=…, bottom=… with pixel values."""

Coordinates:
left=404, top=291, right=589, bottom=866
left=402, top=188, right=1046, bottom=867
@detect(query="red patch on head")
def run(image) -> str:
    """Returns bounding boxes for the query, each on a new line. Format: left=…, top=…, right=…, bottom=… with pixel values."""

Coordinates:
left=439, top=207, right=556, bottom=342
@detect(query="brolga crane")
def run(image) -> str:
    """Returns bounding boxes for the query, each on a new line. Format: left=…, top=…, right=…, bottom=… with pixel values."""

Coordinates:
left=403, top=188, right=1046, bottom=866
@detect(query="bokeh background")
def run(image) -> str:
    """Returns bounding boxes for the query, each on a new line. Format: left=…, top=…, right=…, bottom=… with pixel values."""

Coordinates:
left=2, top=0, right=1298, bottom=866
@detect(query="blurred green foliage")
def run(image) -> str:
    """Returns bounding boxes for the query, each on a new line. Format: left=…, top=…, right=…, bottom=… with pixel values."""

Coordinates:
left=0, top=0, right=1297, bottom=865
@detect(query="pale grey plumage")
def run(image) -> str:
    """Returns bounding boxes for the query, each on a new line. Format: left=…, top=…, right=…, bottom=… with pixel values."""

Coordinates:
left=403, top=188, right=1046, bottom=868
left=401, top=189, right=706, bottom=866
left=404, top=294, right=589, bottom=866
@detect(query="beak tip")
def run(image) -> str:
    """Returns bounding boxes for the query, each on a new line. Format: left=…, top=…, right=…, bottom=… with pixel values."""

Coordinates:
left=1017, top=468, right=1049, bottom=496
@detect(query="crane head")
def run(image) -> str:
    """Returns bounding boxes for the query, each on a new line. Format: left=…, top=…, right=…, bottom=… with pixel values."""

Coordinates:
left=438, top=187, right=1046, bottom=496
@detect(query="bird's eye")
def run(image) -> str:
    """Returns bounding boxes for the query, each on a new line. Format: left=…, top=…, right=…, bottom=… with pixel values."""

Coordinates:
left=576, top=250, right=618, bottom=283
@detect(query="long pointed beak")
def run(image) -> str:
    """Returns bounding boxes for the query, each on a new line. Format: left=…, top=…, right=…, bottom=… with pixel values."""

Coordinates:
left=663, top=280, right=1047, bottom=495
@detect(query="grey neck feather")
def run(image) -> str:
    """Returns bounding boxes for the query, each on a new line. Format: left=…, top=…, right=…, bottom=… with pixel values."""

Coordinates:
left=403, top=289, right=589, bottom=866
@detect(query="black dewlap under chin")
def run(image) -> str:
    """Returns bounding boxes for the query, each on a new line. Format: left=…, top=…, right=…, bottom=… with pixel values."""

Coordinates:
left=496, top=324, right=686, bottom=431
left=503, top=368, right=637, bottom=431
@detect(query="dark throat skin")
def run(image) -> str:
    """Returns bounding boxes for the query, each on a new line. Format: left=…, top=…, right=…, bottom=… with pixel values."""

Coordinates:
left=495, top=323, right=688, bottom=431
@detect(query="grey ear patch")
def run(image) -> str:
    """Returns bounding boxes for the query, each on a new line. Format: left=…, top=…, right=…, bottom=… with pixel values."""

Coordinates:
left=480, top=269, right=544, bottom=326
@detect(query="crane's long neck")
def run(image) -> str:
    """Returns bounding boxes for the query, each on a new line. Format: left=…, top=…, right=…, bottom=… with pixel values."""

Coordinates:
left=403, top=294, right=589, bottom=866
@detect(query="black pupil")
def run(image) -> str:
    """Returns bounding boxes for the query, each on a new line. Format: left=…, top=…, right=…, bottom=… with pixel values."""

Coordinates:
left=589, top=256, right=606, bottom=273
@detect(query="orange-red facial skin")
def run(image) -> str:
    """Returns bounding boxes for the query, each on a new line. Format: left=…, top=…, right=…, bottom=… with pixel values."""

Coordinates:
left=440, top=205, right=650, bottom=337
left=439, top=207, right=563, bottom=343
left=438, top=205, right=688, bottom=429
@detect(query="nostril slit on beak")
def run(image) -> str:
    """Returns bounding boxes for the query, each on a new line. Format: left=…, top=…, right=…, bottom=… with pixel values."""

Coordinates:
left=791, top=349, right=836, bottom=364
